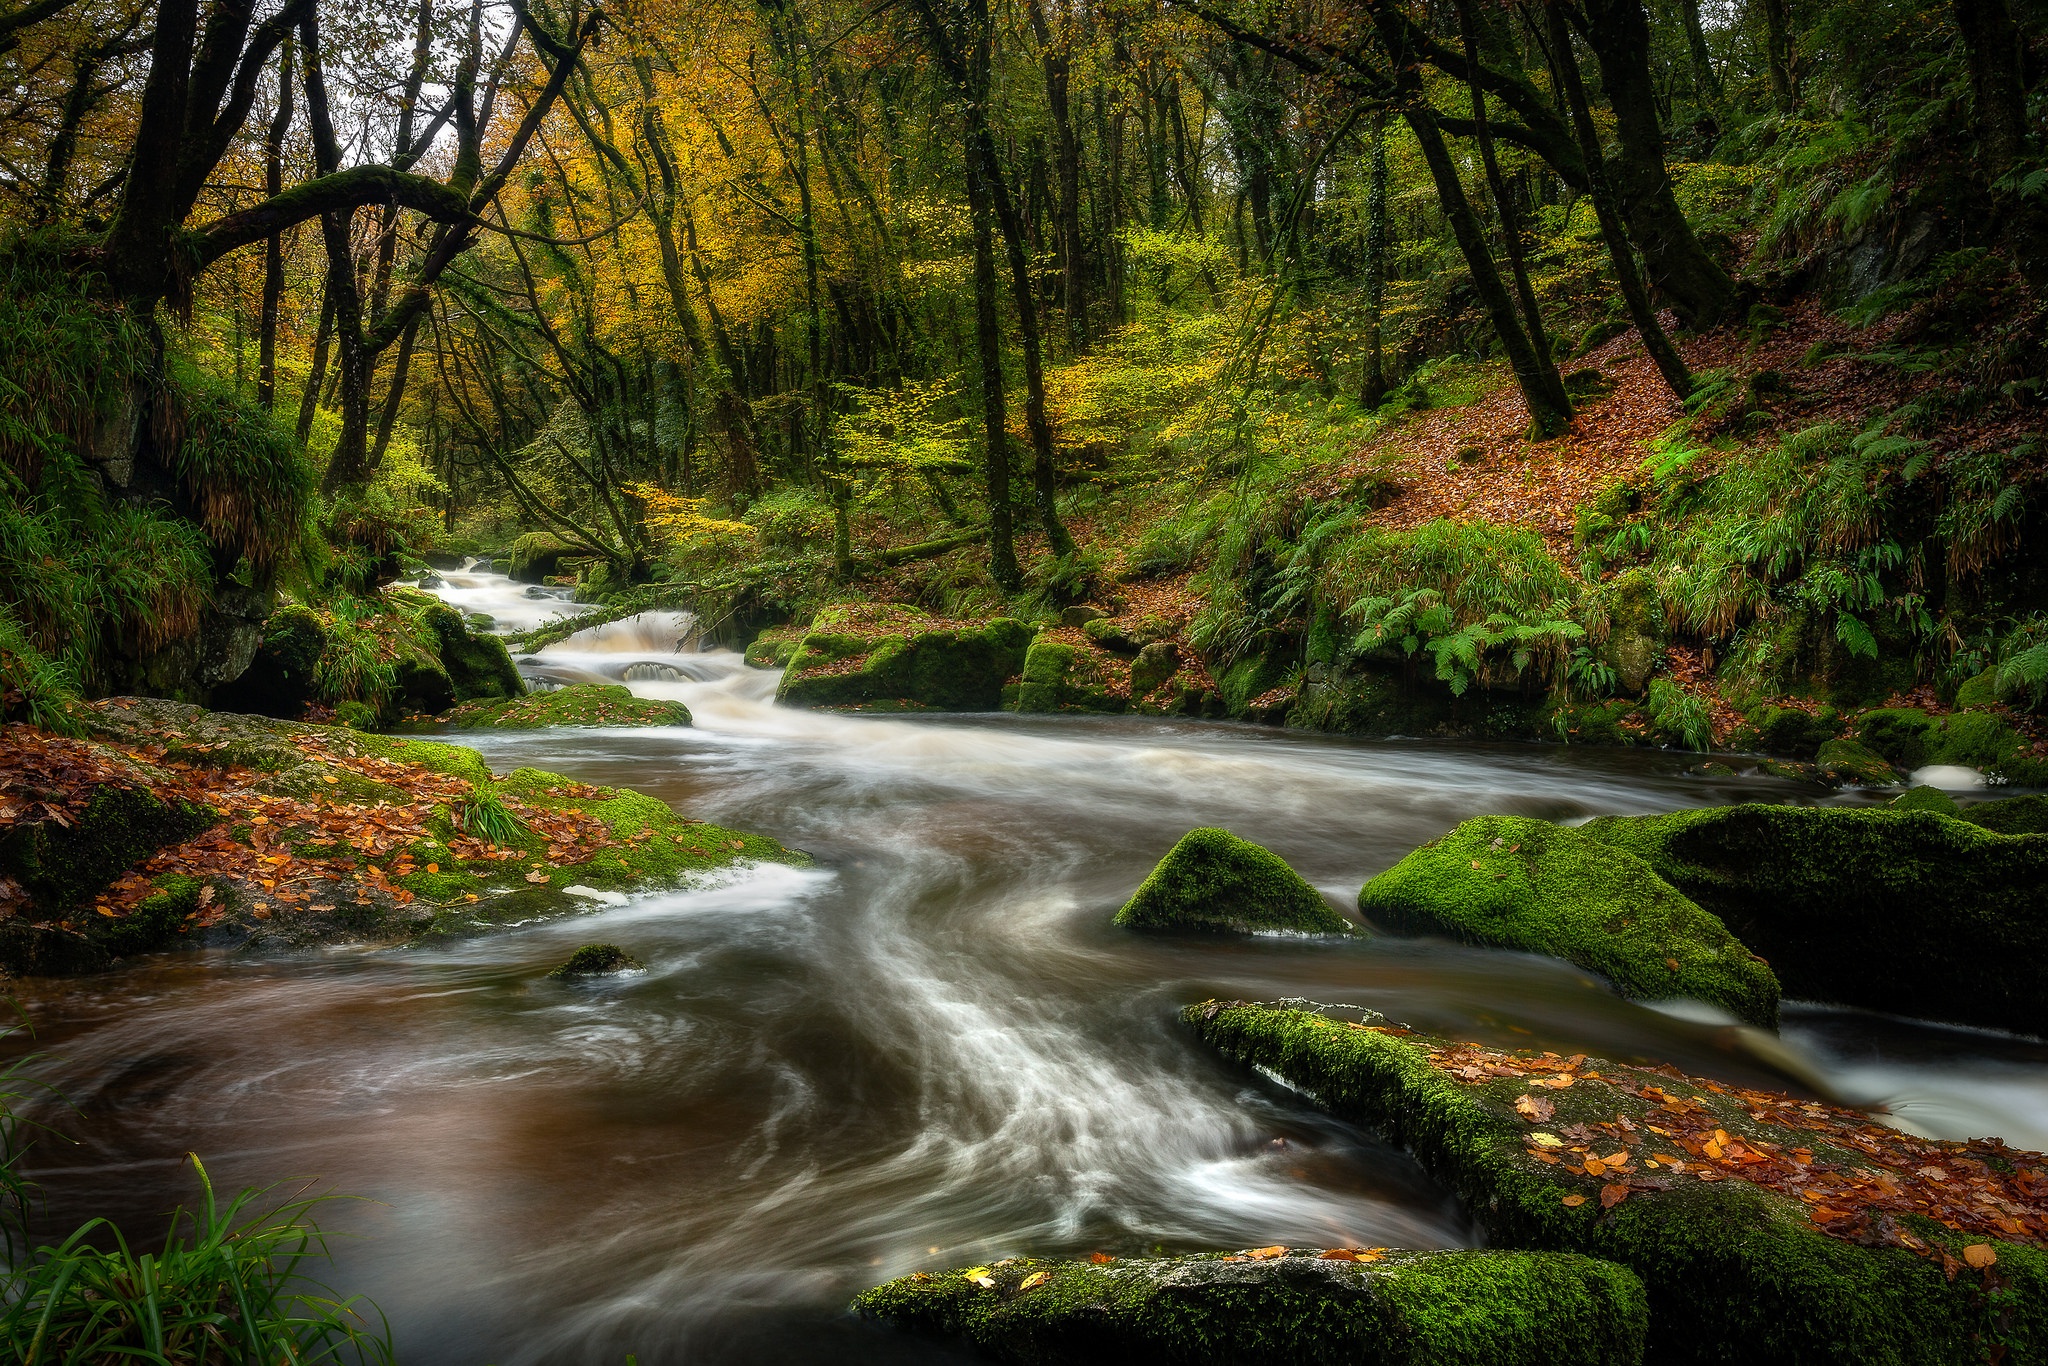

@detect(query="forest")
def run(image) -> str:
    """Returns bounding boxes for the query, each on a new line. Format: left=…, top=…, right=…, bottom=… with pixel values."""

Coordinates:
left=0, top=0, right=2045, bottom=1355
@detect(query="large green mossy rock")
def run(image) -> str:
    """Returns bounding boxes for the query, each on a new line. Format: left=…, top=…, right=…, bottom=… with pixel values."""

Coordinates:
left=1184, top=1001, right=2048, bottom=1365
left=420, top=602, right=524, bottom=703
left=778, top=606, right=1035, bottom=711
left=509, top=532, right=579, bottom=584
left=1852, top=707, right=2048, bottom=784
left=1012, top=637, right=1121, bottom=714
left=0, top=781, right=214, bottom=912
left=1959, top=791, right=2048, bottom=835
left=854, top=1247, right=1647, bottom=1366
left=442, top=683, right=689, bottom=729
left=1117, top=828, right=1351, bottom=935
left=1357, top=817, right=1779, bottom=1028
left=1578, top=805, right=2048, bottom=1037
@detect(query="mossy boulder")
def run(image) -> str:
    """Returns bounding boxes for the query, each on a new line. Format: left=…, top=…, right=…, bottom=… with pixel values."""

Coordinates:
left=442, top=683, right=690, bottom=730
left=1734, top=705, right=1841, bottom=760
left=1012, top=637, right=1121, bottom=714
left=1185, top=1001, right=2048, bottom=1365
left=1813, top=737, right=1897, bottom=786
left=778, top=605, right=1035, bottom=711
left=1117, top=828, right=1351, bottom=935
left=1852, top=707, right=2046, bottom=783
left=1958, top=792, right=2048, bottom=835
left=1358, top=817, right=1779, bottom=1028
left=1890, top=785, right=1960, bottom=816
left=0, top=780, right=215, bottom=912
left=1128, top=640, right=1180, bottom=699
left=509, top=532, right=579, bottom=584
left=419, top=602, right=524, bottom=703
left=211, top=604, right=328, bottom=717
left=548, top=943, right=641, bottom=978
left=853, top=1247, right=1647, bottom=1366
left=1594, top=570, right=1664, bottom=695
left=1579, top=804, right=2048, bottom=1037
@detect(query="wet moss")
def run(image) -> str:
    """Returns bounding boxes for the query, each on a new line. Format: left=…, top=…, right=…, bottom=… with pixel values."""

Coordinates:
left=1853, top=708, right=2047, bottom=783
left=1813, top=737, right=1897, bottom=786
left=779, top=607, right=1035, bottom=711
left=1357, top=817, right=1779, bottom=1028
left=1578, top=804, right=2048, bottom=1037
left=1890, top=785, right=1961, bottom=816
left=0, top=782, right=215, bottom=911
left=853, top=1247, right=1647, bottom=1366
left=548, top=943, right=640, bottom=978
left=441, top=683, right=691, bottom=730
left=1184, top=1001, right=2048, bottom=1365
left=1117, top=828, right=1351, bottom=935
left=509, top=532, right=578, bottom=583
left=1959, top=792, right=2048, bottom=835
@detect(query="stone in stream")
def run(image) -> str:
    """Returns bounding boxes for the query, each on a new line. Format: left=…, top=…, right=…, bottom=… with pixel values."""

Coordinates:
left=854, top=1245, right=1646, bottom=1366
left=548, top=943, right=641, bottom=979
left=775, top=604, right=1036, bottom=712
left=1183, top=1000, right=2048, bottom=1365
left=1576, top=803, right=2048, bottom=1038
left=441, top=682, right=691, bottom=730
left=1116, top=828, right=1352, bottom=935
left=1356, top=815, right=1780, bottom=1029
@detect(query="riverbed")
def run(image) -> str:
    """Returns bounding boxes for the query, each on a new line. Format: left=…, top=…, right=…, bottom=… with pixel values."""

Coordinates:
left=9, top=585, right=2048, bottom=1364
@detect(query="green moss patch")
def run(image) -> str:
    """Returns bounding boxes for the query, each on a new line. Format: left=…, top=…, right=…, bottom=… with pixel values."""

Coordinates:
left=1852, top=708, right=2047, bottom=784
left=1958, top=792, right=2048, bottom=835
left=1013, top=634, right=1126, bottom=714
left=854, top=1246, right=1646, bottom=1366
left=777, top=604, right=1035, bottom=711
left=1117, top=828, right=1351, bottom=935
left=1358, top=817, right=1779, bottom=1028
left=1813, top=737, right=1897, bottom=786
left=1185, top=1001, right=2048, bottom=1365
left=442, top=683, right=691, bottom=730
left=1578, top=804, right=2048, bottom=1037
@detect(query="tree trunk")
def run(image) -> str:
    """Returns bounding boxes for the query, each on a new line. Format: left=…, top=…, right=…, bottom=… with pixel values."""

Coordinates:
left=1025, top=0, right=1089, bottom=351
left=1405, top=103, right=1573, bottom=436
left=1677, top=0, right=1723, bottom=108
left=965, top=143, right=1021, bottom=591
left=1547, top=1, right=1693, bottom=400
left=1759, top=0, right=1796, bottom=109
left=1952, top=0, right=2030, bottom=174
left=296, top=283, right=331, bottom=442
left=257, top=39, right=293, bottom=410
left=1456, top=0, right=1556, bottom=376
left=1359, top=114, right=1390, bottom=408
left=1577, top=0, right=1740, bottom=327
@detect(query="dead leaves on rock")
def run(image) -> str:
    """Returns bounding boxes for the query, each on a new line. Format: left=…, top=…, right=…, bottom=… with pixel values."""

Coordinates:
left=1426, top=1039, right=2047, bottom=1261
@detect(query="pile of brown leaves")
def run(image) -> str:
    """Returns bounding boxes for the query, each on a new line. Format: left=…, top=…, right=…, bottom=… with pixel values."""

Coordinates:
left=1413, top=1034, right=2045, bottom=1267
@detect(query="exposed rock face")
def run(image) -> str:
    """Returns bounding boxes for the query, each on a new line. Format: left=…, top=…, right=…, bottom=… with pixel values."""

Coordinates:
left=1359, top=815, right=1779, bottom=1028
left=855, top=1246, right=1647, bottom=1366
left=1117, top=828, right=1351, bottom=935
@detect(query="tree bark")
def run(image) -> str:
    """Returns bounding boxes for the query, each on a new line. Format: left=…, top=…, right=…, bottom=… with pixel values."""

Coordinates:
left=1456, top=0, right=1556, bottom=376
left=1025, top=0, right=1089, bottom=351
left=1359, top=114, right=1390, bottom=408
left=964, top=147, right=1021, bottom=590
left=1952, top=0, right=2030, bottom=174
left=257, top=39, right=293, bottom=411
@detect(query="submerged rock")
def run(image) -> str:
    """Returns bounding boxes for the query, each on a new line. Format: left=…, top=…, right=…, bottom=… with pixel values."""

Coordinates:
left=548, top=943, right=641, bottom=978
left=1185, top=1000, right=2048, bottom=1365
left=1358, top=816, right=1779, bottom=1028
left=1116, top=828, right=1350, bottom=935
left=1579, top=804, right=2048, bottom=1038
left=854, top=1245, right=1646, bottom=1366
left=442, top=683, right=689, bottom=730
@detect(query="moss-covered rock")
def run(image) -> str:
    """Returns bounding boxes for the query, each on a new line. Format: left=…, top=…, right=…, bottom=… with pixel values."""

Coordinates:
left=1184, top=1001, right=2048, bottom=1366
left=1594, top=570, right=1664, bottom=695
left=1958, top=792, right=2048, bottom=835
left=1735, top=705, right=1842, bottom=760
left=1357, top=817, right=1779, bottom=1028
left=211, top=604, right=328, bottom=717
left=0, top=780, right=215, bottom=912
left=548, top=943, right=641, bottom=978
left=420, top=601, right=524, bottom=703
left=1012, top=636, right=1123, bottom=714
left=1813, top=737, right=1898, bottom=786
left=442, top=683, right=690, bottom=730
left=853, top=1246, right=1647, bottom=1366
left=1889, top=785, right=1961, bottom=816
left=509, top=532, right=579, bottom=584
left=1116, top=828, right=1351, bottom=935
left=1578, top=804, right=2048, bottom=1037
left=777, top=605, right=1036, bottom=711
left=1128, top=640, right=1180, bottom=699
left=1851, top=707, right=2047, bottom=783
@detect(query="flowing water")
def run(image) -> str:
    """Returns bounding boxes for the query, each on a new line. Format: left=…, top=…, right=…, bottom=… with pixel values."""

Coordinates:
left=9, top=573, right=2048, bottom=1364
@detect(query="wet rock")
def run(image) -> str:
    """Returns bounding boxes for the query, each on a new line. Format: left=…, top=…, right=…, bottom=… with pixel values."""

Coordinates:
left=1117, top=828, right=1351, bottom=935
left=548, top=943, right=641, bottom=978
left=0, top=776, right=215, bottom=913
left=211, top=604, right=328, bottom=718
left=1813, top=737, right=1897, bottom=787
left=1889, top=785, right=1960, bottom=816
left=1058, top=604, right=1106, bottom=628
left=1185, top=1001, right=2048, bottom=1366
left=1359, top=815, right=1779, bottom=1028
left=1128, top=640, right=1180, bottom=699
left=1012, top=638, right=1119, bottom=714
left=510, top=532, right=579, bottom=584
left=419, top=602, right=524, bottom=704
left=442, top=683, right=689, bottom=729
left=854, top=1245, right=1646, bottom=1366
left=777, top=606, right=1035, bottom=712
left=1579, top=804, right=2048, bottom=1037
left=423, top=552, right=467, bottom=570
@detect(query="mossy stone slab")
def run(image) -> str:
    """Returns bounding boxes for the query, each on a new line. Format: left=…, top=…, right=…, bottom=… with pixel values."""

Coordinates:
left=1184, top=1001, right=2048, bottom=1365
left=1578, top=804, right=2048, bottom=1037
left=1117, top=828, right=1351, bottom=935
left=1358, top=816, right=1779, bottom=1028
left=442, top=683, right=689, bottom=730
left=854, top=1247, right=1647, bottom=1366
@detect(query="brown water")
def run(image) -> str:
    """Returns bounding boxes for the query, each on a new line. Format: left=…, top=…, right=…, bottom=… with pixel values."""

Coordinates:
left=9, top=600, right=2048, bottom=1364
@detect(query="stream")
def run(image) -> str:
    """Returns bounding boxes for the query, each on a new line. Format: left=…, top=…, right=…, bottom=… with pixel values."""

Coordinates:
left=8, top=570, right=2048, bottom=1364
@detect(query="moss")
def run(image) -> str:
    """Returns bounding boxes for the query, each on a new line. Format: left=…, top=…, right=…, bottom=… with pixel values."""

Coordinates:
left=1544, top=699, right=1646, bottom=747
left=420, top=601, right=524, bottom=702
left=441, top=683, right=690, bottom=730
left=1594, top=571, right=1664, bottom=694
left=1184, top=1002, right=2048, bottom=1366
left=1958, top=792, right=2048, bottom=835
left=0, top=782, right=215, bottom=911
left=345, top=732, right=495, bottom=785
left=1736, top=705, right=1841, bottom=760
left=548, top=943, right=641, bottom=978
left=1578, top=804, right=2048, bottom=1037
left=779, top=610, right=1035, bottom=711
left=102, top=873, right=205, bottom=956
left=1117, top=828, right=1351, bottom=935
left=1890, top=785, right=1961, bottom=817
left=211, top=604, right=328, bottom=718
left=1129, top=641, right=1180, bottom=698
left=1218, top=654, right=1289, bottom=716
left=1954, top=671, right=2001, bottom=709
left=1814, top=737, right=1898, bottom=786
left=509, top=532, right=578, bottom=584
left=853, top=1247, right=1646, bottom=1366
left=1014, top=639, right=1076, bottom=713
left=744, top=625, right=806, bottom=669
left=1357, top=817, right=1779, bottom=1028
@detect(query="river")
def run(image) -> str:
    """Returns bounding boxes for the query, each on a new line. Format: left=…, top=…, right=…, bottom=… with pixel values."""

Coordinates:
left=9, top=573, right=2048, bottom=1364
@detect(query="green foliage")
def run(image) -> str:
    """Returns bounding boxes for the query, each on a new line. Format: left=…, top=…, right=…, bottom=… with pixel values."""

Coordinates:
left=455, top=791, right=527, bottom=845
left=1644, top=679, right=1712, bottom=751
